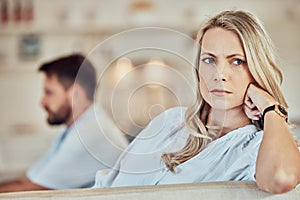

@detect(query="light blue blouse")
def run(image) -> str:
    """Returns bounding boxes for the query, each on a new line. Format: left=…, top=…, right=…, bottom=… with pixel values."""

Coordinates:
left=94, top=106, right=263, bottom=188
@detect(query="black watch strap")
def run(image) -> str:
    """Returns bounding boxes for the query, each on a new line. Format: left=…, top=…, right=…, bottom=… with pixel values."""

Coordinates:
left=262, top=105, right=275, bottom=121
left=262, top=104, right=288, bottom=122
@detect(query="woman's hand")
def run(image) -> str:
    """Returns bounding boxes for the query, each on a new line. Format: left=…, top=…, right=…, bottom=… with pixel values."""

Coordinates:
left=243, top=83, right=277, bottom=121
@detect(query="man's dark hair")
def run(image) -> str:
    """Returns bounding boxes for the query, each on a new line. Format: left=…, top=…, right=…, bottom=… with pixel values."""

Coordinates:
left=39, top=54, right=97, bottom=101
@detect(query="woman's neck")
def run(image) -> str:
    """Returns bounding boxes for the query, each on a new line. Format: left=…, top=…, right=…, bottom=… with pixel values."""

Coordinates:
left=206, top=106, right=251, bottom=138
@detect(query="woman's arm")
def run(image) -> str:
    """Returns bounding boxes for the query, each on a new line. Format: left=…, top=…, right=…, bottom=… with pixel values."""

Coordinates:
left=244, top=84, right=300, bottom=194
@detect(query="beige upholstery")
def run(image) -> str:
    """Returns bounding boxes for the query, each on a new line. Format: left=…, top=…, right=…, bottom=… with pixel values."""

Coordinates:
left=0, top=181, right=299, bottom=200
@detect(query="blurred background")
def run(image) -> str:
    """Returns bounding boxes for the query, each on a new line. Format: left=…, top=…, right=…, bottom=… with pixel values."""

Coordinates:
left=0, top=0, right=300, bottom=182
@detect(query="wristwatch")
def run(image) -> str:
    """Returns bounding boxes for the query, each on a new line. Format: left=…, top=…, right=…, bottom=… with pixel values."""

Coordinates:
left=262, top=104, right=288, bottom=122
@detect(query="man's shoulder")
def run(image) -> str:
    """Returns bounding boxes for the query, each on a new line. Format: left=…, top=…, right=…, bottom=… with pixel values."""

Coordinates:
left=71, top=105, right=129, bottom=148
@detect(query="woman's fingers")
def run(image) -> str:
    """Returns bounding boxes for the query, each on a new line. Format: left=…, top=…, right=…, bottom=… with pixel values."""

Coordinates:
left=245, top=83, right=277, bottom=112
left=244, top=95, right=256, bottom=109
left=243, top=103, right=261, bottom=121
left=244, top=91, right=259, bottom=120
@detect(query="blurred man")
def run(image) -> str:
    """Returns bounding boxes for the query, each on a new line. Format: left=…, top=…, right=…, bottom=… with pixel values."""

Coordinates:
left=0, top=54, right=128, bottom=192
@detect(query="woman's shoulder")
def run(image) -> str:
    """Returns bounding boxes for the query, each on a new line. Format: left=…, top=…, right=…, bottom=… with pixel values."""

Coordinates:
left=219, top=124, right=263, bottom=151
left=142, top=106, right=187, bottom=132
left=157, top=106, right=187, bottom=116
left=151, top=106, right=187, bottom=122
left=127, top=106, right=188, bottom=152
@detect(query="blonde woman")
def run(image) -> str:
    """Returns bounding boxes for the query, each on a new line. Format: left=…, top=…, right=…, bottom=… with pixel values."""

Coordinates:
left=94, top=10, right=300, bottom=194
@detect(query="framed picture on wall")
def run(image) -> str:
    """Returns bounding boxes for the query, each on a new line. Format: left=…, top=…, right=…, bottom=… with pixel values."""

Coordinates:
left=18, top=34, right=40, bottom=61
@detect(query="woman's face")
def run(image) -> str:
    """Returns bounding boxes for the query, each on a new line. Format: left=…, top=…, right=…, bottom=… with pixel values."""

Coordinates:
left=198, top=27, right=254, bottom=110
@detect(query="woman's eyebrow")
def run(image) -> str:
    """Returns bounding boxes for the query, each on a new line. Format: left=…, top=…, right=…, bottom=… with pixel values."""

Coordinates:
left=200, top=51, right=245, bottom=59
left=200, top=52, right=216, bottom=57
left=226, top=53, right=245, bottom=59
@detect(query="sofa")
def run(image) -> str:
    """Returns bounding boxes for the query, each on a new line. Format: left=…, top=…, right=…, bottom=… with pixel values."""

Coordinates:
left=0, top=181, right=299, bottom=200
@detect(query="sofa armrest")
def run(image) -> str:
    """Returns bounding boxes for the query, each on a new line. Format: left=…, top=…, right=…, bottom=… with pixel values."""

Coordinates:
left=0, top=181, right=299, bottom=200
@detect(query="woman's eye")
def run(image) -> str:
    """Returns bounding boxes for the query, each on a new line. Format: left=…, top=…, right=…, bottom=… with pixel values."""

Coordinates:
left=232, top=59, right=245, bottom=65
left=202, top=57, right=215, bottom=64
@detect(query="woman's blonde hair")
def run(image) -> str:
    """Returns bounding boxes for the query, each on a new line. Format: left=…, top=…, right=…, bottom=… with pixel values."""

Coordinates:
left=162, top=10, right=288, bottom=172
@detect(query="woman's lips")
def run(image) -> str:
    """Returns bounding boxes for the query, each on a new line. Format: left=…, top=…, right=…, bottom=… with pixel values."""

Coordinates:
left=210, top=89, right=232, bottom=96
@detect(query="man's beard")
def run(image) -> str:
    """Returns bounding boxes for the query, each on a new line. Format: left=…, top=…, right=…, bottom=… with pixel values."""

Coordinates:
left=45, top=103, right=72, bottom=125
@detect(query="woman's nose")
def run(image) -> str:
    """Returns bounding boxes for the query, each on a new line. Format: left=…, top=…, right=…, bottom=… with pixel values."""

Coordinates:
left=214, top=62, right=228, bottom=81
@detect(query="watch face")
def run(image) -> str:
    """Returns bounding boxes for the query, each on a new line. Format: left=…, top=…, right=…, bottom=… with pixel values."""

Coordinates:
left=278, top=105, right=288, bottom=116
